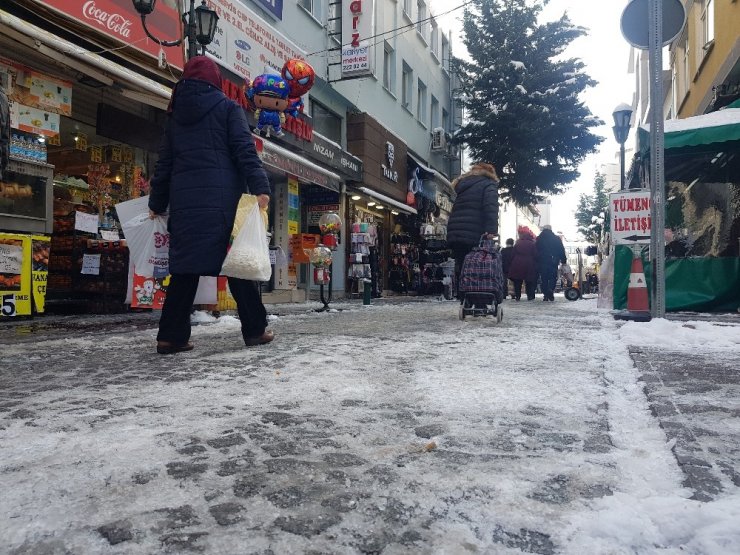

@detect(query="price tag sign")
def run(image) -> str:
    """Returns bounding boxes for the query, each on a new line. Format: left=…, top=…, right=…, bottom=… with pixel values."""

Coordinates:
left=81, top=253, right=101, bottom=275
left=0, top=244, right=23, bottom=274
left=89, top=145, right=103, bottom=163
left=100, top=229, right=120, bottom=241
left=74, top=211, right=99, bottom=234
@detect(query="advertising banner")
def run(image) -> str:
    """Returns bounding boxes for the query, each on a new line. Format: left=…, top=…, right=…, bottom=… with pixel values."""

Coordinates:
left=203, top=0, right=306, bottom=81
left=36, top=0, right=186, bottom=70
left=0, top=234, right=33, bottom=317
left=610, top=190, right=652, bottom=244
left=342, top=0, right=374, bottom=77
left=31, top=236, right=50, bottom=313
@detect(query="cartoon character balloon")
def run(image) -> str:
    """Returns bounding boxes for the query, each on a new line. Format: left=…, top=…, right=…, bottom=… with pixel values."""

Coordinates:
left=281, top=59, right=316, bottom=118
left=247, top=74, right=290, bottom=137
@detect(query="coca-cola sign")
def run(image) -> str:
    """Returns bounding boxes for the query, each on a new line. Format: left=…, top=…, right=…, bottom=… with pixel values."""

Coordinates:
left=82, top=1, right=133, bottom=40
left=35, top=0, right=185, bottom=70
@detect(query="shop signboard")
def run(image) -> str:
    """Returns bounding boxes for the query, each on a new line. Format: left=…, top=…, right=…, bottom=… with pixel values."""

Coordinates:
left=31, top=236, right=50, bottom=313
left=342, top=0, right=374, bottom=77
left=308, top=204, right=341, bottom=226
left=307, top=133, right=363, bottom=181
left=254, top=0, right=283, bottom=19
left=36, top=0, right=186, bottom=70
left=258, top=138, right=342, bottom=192
left=610, top=190, right=652, bottom=244
left=0, top=233, right=33, bottom=317
left=203, top=0, right=306, bottom=80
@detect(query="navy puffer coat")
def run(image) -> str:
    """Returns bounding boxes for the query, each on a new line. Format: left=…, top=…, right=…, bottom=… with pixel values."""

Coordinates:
left=149, top=79, right=270, bottom=276
left=446, top=167, right=499, bottom=249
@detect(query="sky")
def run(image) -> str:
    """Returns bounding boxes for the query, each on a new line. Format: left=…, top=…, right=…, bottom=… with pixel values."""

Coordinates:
left=2, top=299, right=740, bottom=552
left=430, top=0, right=636, bottom=239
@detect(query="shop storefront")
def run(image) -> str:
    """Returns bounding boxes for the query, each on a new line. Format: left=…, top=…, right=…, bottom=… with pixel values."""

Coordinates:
left=346, top=113, right=415, bottom=297
left=1, top=5, right=175, bottom=316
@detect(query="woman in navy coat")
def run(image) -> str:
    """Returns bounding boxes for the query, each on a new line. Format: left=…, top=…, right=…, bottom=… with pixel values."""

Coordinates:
left=149, top=56, right=273, bottom=354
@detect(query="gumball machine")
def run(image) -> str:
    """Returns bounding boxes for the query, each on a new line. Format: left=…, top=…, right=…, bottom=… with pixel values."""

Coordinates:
left=318, top=212, right=342, bottom=249
left=305, top=244, right=334, bottom=311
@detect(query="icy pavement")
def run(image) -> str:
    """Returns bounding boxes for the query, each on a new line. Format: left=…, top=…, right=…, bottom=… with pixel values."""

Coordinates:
left=1, top=297, right=739, bottom=554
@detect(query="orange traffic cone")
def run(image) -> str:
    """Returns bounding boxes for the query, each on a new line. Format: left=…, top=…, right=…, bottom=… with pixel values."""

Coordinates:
left=627, top=257, right=650, bottom=314
left=613, top=254, right=652, bottom=322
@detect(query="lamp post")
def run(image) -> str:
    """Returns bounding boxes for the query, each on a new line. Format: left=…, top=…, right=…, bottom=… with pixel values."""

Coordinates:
left=612, top=103, right=634, bottom=190
left=131, top=0, right=219, bottom=61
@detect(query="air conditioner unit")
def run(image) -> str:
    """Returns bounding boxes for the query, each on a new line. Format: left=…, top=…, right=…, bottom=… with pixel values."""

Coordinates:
left=431, top=127, right=446, bottom=151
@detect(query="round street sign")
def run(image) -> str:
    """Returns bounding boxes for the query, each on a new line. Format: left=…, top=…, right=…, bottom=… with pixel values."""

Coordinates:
left=620, top=0, right=686, bottom=49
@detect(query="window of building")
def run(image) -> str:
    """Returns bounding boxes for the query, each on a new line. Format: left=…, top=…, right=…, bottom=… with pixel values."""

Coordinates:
left=328, top=1, right=341, bottom=44
left=671, top=66, right=678, bottom=117
left=417, top=0, right=427, bottom=40
left=417, top=79, right=427, bottom=125
left=682, top=39, right=690, bottom=99
left=298, top=0, right=321, bottom=21
left=310, top=99, right=342, bottom=144
left=383, top=41, right=396, bottom=93
left=701, top=0, right=714, bottom=48
left=430, top=95, right=440, bottom=129
left=441, top=35, right=450, bottom=71
left=402, top=62, right=413, bottom=110
left=442, top=108, right=449, bottom=131
left=430, top=19, right=439, bottom=59
left=403, top=0, right=412, bottom=19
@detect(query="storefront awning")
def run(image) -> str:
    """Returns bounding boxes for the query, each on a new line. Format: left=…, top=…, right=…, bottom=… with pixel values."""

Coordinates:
left=256, top=136, right=342, bottom=192
left=357, top=187, right=417, bottom=215
left=639, top=108, right=740, bottom=153
left=0, top=10, right=172, bottom=111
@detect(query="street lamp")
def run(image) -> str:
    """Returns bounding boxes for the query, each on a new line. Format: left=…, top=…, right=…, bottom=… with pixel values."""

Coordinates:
left=131, top=0, right=219, bottom=61
left=612, top=103, right=634, bottom=190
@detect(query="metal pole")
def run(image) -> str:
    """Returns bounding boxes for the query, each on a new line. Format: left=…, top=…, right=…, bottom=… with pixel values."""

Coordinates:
left=187, top=0, right=198, bottom=60
left=648, top=0, right=666, bottom=318
left=620, top=143, right=626, bottom=190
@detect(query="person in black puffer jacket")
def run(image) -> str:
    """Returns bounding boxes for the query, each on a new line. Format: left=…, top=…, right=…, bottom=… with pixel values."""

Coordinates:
left=446, top=162, right=499, bottom=297
left=149, top=56, right=273, bottom=354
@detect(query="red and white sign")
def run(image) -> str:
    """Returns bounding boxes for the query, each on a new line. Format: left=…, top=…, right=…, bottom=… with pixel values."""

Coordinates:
left=202, top=0, right=306, bottom=82
left=36, top=0, right=186, bottom=70
left=610, top=190, right=652, bottom=244
left=342, top=0, right=374, bottom=77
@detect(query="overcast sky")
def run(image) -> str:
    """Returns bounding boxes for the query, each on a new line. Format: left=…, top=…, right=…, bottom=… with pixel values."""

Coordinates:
left=430, top=0, right=635, bottom=239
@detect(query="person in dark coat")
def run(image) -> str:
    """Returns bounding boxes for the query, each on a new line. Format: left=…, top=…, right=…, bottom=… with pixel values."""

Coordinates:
left=148, top=56, right=272, bottom=354
left=507, top=226, right=538, bottom=300
left=446, top=162, right=499, bottom=298
left=536, top=225, right=567, bottom=301
left=500, top=238, right=515, bottom=299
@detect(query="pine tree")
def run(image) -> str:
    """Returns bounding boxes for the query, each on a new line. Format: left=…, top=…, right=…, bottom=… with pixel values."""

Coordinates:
left=575, top=171, right=610, bottom=243
left=454, top=0, right=603, bottom=205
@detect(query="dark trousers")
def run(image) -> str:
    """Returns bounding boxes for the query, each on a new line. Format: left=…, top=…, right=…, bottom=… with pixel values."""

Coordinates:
left=452, top=245, right=474, bottom=301
left=540, top=264, right=558, bottom=300
left=157, top=274, right=267, bottom=345
left=512, top=279, right=536, bottom=300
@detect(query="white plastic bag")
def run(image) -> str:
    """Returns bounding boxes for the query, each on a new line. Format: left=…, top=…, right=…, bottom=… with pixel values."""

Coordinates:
left=221, top=203, right=272, bottom=281
left=121, top=212, right=169, bottom=277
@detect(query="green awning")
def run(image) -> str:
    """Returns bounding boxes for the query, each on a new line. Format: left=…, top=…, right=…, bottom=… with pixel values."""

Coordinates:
left=639, top=108, right=740, bottom=154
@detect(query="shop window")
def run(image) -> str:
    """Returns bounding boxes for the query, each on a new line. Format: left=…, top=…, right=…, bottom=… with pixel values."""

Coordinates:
left=310, top=99, right=342, bottom=144
left=701, top=0, right=714, bottom=48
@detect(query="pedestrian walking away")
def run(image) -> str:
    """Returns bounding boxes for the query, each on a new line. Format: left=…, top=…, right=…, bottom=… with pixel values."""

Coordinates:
left=536, top=225, right=567, bottom=302
left=148, top=56, right=273, bottom=354
left=507, top=226, right=538, bottom=301
left=500, top=238, right=515, bottom=299
left=446, top=162, right=499, bottom=299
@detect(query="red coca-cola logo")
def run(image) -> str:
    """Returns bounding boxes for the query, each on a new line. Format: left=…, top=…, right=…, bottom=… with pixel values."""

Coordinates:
left=82, top=1, right=133, bottom=39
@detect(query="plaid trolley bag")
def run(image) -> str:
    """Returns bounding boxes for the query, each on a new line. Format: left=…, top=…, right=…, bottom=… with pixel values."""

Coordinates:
left=459, top=238, right=505, bottom=305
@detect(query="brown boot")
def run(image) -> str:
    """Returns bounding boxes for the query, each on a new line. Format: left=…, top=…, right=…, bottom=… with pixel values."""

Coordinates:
left=156, top=341, right=194, bottom=355
left=244, top=330, right=274, bottom=347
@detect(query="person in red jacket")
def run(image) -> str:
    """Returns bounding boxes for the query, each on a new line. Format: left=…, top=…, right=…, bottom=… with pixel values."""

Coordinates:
left=507, top=226, right=538, bottom=300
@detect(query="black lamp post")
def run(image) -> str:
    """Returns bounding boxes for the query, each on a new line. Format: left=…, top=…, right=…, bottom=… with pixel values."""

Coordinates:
left=131, top=0, right=219, bottom=61
left=612, top=103, right=634, bottom=190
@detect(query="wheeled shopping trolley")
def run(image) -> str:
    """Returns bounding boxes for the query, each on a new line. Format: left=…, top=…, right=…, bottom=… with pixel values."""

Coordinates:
left=457, top=236, right=504, bottom=324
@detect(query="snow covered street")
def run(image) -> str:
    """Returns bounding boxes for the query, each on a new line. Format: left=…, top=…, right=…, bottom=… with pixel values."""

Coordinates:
left=1, top=298, right=739, bottom=554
